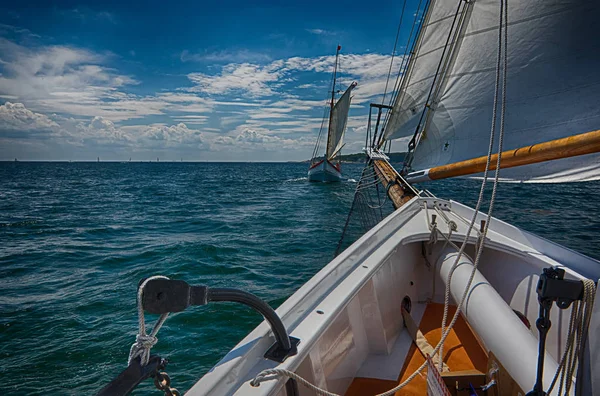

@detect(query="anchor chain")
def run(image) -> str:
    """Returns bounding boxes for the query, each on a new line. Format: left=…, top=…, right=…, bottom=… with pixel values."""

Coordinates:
left=154, top=371, right=180, bottom=396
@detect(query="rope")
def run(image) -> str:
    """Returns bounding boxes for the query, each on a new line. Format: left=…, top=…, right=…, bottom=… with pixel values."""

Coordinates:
left=251, top=368, right=338, bottom=396
left=335, top=162, right=386, bottom=256
left=404, top=0, right=468, bottom=165
left=438, top=0, right=507, bottom=371
left=128, top=275, right=170, bottom=366
left=380, top=0, right=428, bottom=142
left=252, top=1, right=509, bottom=393
left=311, top=58, right=338, bottom=161
left=381, top=0, right=408, bottom=105
left=546, top=279, right=596, bottom=395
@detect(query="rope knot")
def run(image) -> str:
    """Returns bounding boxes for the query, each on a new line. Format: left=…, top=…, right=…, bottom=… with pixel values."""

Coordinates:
left=136, top=334, right=158, bottom=349
left=127, top=275, right=170, bottom=366
left=128, top=334, right=159, bottom=366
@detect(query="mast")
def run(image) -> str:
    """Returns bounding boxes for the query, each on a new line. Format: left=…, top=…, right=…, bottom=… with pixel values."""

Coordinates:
left=326, top=45, right=341, bottom=157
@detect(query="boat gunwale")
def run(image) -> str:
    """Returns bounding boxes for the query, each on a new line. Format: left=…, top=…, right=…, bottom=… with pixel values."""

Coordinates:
left=190, top=196, right=600, bottom=395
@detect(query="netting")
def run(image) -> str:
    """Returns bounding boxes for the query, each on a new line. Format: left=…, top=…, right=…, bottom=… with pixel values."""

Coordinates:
left=335, top=160, right=396, bottom=256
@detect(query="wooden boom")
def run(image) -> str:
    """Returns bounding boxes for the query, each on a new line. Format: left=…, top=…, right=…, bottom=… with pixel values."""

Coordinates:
left=406, top=129, right=600, bottom=182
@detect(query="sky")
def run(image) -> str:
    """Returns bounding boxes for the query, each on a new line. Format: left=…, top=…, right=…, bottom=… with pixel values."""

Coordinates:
left=0, top=0, right=421, bottom=161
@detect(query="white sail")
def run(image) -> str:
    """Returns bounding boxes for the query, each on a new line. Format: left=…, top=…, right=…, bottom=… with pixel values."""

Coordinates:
left=384, top=0, right=469, bottom=142
left=326, top=82, right=356, bottom=159
left=390, top=0, right=600, bottom=182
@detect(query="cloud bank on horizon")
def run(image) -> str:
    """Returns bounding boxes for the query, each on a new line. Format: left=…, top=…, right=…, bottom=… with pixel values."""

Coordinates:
left=0, top=2, right=417, bottom=161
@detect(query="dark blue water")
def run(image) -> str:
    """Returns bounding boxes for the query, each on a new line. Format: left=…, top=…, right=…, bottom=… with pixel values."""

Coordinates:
left=1, top=162, right=598, bottom=394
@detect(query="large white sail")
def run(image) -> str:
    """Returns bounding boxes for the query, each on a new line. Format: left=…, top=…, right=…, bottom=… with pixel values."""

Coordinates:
left=390, top=0, right=600, bottom=182
left=383, top=0, right=469, bottom=142
left=326, top=82, right=356, bottom=159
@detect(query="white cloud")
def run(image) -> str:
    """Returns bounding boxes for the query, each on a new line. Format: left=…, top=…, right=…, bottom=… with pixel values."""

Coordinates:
left=235, top=129, right=277, bottom=144
left=187, top=62, right=283, bottom=97
left=0, top=23, right=41, bottom=39
left=306, top=29, right=335, bottom=36
left=140, top=123, right=204, bottom=146
left=0, top=33, right=402, bottom=159
left=0, top=38, right=162, bottom=121
left=171, top=115, right=209, bottom=124
left=297, top=83, right=322, bottom=89
left=77, top=116, right=130, bottom=142
left=0, top=101, right=59, bottom=133
left=0, top=102, right=210, bottom=153
left=180, top=49, right=271, bottom=63
left=0, top=39, right=135, bottom=98
left=184, top=53, right=398, bottom=106
left=213, top=127, right=313, bottom=152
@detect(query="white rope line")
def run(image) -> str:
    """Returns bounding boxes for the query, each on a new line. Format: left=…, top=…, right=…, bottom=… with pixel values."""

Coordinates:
left=546, top=279, right=596, bottom=395
left=128, top=275, right=170, bottom=366
left=252, top=1, right=509, bottom=393
left=251, top=368, right=339, bottom=396
left=437, top=0, right=508, bottom=372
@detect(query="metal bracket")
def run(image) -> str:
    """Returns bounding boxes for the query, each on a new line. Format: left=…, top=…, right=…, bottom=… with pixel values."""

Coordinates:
left=96, top=356, right=166, bottom=396
left=264, top=336, right=301, bottom=363
left=527, top=267, right=585, bottom=396
left=422, top=198, right=451, bottom=211
left=536, top=267, right=584, bottom=309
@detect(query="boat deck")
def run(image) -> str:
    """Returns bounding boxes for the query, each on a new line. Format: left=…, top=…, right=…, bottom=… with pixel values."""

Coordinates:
left=345, top=303, right=488, bottom=395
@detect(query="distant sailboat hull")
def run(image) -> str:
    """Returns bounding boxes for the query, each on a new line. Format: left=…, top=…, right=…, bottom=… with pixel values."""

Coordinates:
left=307, top=159, right=342, bottom=182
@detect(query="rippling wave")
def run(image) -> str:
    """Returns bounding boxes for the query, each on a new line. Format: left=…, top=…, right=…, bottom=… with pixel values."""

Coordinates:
left=0, top=162, right=598, bottom=394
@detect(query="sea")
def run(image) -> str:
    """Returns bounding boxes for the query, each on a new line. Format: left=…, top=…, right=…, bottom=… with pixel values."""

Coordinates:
left=1, top=161, right=599, bottom=394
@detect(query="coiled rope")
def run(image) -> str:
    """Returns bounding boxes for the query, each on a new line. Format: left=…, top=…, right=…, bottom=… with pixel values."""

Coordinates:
left=547, top=279, right=597, bottom=395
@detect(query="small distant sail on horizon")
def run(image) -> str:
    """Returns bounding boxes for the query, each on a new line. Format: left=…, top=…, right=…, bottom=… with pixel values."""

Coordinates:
left=308, top=45, right=357, bottom=182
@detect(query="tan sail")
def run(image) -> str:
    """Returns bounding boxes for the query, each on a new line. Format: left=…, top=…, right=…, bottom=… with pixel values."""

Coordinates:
left=406, top=129, right=600, bottom=183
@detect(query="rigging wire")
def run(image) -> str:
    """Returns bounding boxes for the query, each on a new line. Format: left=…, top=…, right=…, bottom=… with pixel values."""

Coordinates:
left=404, top=0, right=471, bottom=166
left=378, top=0, right=429, bottom=146
left=311, top=55, right=338, bottom=160
left=381, top=0, right=408, bottom=106
left=403, top=0, right=466, bottom=157
left=250, top=1, right=513, bottom=394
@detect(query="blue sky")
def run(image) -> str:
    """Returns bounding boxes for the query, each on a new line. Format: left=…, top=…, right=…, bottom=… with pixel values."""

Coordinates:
left=0, top=0, right=420, bottom=161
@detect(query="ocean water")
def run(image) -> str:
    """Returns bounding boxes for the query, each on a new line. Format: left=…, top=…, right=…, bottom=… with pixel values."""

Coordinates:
left=1, top=162, right=599, bottom=394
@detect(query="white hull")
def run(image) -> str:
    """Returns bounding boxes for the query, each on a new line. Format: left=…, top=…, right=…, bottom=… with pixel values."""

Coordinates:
left=189, top=196, right=600, bottom=395
left=307, top=160, right=342, bottom=182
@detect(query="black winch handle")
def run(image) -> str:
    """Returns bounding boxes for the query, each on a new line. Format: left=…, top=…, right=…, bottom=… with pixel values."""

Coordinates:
left=96, top=355, right=166, bottom=396
left=141, top=278, right=299, bottom=363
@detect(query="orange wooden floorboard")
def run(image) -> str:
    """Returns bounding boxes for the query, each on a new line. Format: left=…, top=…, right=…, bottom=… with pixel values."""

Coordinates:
left=345, top=303, right=487, bottom=396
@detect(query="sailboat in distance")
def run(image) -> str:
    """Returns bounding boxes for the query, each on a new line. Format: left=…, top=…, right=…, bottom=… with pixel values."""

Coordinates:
left=98, top=2, right=600, bottom=396
left=308, top=45, right=357, bottom=182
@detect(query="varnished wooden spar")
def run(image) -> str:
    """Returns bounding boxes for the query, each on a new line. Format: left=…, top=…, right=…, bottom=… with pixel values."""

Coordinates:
left=407, top=129, right=600, bottom=182
left=372, top=159, right=414, bottom=209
